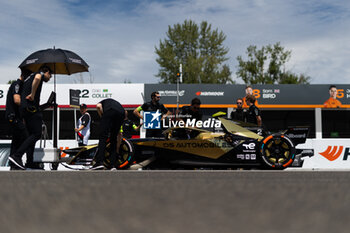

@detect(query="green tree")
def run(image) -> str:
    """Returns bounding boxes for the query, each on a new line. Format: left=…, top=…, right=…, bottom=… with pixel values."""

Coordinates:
left=236, top=42, right=310, bottom=84
left=155, top=20, right=232, bottom=84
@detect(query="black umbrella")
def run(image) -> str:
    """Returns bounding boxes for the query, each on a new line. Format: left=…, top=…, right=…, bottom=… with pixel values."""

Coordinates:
left=19, top=48, right=89, bottom=75
left=19, top=47, right=89, bottom=148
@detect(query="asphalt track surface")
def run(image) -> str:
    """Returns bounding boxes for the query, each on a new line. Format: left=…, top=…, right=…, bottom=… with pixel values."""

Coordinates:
left=0, top=170, right=350, bottom=233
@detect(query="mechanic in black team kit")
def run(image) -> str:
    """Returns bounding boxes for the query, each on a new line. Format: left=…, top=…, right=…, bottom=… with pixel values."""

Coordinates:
left=180, top=97, right=203, bottom=122
left=5, top=70, right=31, bottom=169
left=245, top=94, right=262, bottom=127
left=9, top=66, right=52, bottom=170
left=230, top=98, right=247, bottom=122
left=133, top=91, right=171, bottom=138
left=92, top=98, right=125, bottom=170
left=121, top=110, right=141, bottom=139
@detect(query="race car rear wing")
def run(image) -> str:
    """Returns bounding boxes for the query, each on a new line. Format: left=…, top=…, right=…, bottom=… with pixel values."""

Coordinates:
left=282, top=127, right=310, bottom=145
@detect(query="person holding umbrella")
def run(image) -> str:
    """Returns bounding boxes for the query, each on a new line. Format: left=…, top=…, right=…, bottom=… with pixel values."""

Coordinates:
left=9, top=66, right=52, bottom=170
left=19, top=47, right=90, bottom=149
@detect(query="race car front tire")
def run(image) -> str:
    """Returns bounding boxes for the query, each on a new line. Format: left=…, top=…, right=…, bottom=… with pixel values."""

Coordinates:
left=260, top=134, right=295, bottom=169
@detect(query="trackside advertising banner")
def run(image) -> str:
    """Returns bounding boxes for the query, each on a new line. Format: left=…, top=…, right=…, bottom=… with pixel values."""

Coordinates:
left=144, top=84, right=350, bottom=108
left=0, top=84, right=144, bottom=107
left=2, top=83, right=350, bottom=108
left=302, top=139, right=350, bottom=169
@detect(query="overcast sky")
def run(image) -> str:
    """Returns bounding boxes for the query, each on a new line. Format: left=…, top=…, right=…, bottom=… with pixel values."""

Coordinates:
left=0, top=0, right=349, bottom=84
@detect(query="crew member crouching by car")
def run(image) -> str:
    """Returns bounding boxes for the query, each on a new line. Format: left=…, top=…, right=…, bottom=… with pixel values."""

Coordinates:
left=92, top=98, right=125, bottom=170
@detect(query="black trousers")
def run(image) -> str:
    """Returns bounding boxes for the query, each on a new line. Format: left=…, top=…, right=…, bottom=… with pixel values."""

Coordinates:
left=8, top=118, right=28, bottom=156
left=95, top=109, right=125, bottom=165
left=13, top=111, right=42, bottom=162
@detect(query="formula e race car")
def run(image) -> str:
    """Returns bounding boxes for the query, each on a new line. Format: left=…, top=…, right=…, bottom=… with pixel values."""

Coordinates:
left=60, top=117, right=313, bottom=170
left=59, top=138, right=134, bottom=170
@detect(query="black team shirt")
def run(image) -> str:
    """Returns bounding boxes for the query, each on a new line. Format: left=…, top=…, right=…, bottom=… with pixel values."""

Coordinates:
left=246, top=105, right=261, bottom=125
left=5, top=79, right=23, bottom=119
left=181, top=106, right=203, bottom=121
left=141, top=101, right=168, bottom=114
left=21, top=72, right=44, bottom=110
left=100, top=98, right=124, bottom=112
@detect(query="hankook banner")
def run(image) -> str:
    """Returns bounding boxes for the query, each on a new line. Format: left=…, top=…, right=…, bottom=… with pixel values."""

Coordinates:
left=301, top=139, right=350, bottom=169
left=145, top=84, right=350, bottom=108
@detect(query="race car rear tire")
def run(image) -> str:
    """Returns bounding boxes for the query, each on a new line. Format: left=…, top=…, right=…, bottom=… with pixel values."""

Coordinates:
left=116, top=138, right=135, bottom=169
left=260, top=134, right=295, bottom=169
left=104, top=138, right=135, bottom=169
